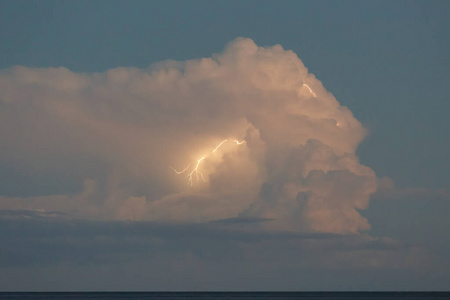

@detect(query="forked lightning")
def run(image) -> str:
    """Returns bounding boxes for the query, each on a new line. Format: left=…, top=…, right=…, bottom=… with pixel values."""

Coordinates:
left=170, top=139, right=246, bottom=185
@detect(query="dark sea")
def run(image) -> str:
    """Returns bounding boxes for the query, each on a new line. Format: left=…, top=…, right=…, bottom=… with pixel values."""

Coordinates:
left=0, top=292, right=449, bottom=300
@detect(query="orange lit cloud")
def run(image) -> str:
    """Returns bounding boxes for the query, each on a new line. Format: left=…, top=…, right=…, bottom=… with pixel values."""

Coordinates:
left=0, top=38, right=377, bottom=233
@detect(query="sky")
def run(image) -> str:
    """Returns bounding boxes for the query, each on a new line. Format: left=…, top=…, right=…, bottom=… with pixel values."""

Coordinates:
left=0, top=0, right=449, bottom=291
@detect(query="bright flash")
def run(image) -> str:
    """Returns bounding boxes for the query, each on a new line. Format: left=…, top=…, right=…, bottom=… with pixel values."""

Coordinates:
left=170, top=139, right=246, bottom=186
left=303, top=83, right=317, bottom=98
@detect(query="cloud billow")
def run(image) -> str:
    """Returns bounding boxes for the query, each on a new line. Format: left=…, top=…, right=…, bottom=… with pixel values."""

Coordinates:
left=0, top=38, right=376, bottom=234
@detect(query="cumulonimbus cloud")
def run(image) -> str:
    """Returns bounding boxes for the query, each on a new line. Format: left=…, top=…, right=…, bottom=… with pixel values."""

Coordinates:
left=0, top=38, right=377, bottom=234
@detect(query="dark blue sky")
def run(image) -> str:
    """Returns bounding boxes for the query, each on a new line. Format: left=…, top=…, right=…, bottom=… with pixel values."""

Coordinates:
left=1, top=0, right=449, bottom=291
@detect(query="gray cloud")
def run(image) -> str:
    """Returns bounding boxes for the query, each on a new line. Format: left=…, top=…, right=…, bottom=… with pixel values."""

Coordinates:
left=0, top=214, right=441, bottom=291
left=0, top=214, right=425, bottom=268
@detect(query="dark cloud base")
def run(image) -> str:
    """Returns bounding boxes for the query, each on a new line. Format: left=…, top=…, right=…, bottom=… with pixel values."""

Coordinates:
left=1, top=211, right=447, bottom=291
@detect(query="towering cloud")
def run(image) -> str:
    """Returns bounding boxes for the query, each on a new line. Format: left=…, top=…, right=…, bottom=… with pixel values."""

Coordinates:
left=0, top=38, right=376, bottom=233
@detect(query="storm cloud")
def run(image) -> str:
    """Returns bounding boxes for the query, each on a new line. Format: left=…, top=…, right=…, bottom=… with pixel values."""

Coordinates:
left=0, top=38, right=377, bottom=234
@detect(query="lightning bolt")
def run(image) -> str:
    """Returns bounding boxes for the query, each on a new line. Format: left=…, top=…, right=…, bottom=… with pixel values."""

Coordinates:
left=169, top=164, right=190, bottom=174
left=303, top=83, right=317, bottom=98
left=188, top=157, right=207, bottom=185
left=171, top=139, right=245, bottom=186
left=212, top=139, right=229, bottom=153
